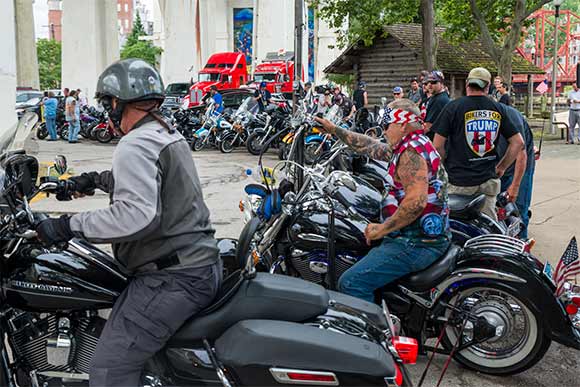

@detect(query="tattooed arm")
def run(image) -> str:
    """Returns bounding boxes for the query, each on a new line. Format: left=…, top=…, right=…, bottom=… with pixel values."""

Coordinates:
left=364, top=149, right=429, bottom=243
left=314, top=117, right=394, bottom=161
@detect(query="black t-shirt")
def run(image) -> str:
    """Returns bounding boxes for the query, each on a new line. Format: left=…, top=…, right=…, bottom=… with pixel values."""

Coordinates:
left=425, top=91, right=451, bottom=123
left=353, top=89, right=366, bottom=109
left=499, top=93, right=512, bottom=106
left=433, top=96, right=519, bottom=186
left=254, top=89, right=272, bottom=111
left=496, top=106, right=535, bottom=178
left=333, top=93, right=354, bottom=118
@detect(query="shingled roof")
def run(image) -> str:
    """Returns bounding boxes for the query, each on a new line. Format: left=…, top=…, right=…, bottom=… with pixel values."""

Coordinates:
left=324, top=23, right=544, bottom=75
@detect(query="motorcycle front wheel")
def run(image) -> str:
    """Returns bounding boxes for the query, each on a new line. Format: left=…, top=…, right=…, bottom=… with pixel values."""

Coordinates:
left=304, top=141, right=322, bottom=165
left=59, top=126, right=69, bottom=141
left=96, top=129, right=113, bottom=143
left=220, top=134, right=237, bottom=154
left=246, top=131, right=268, bottom=156
left=441, top=284, right=550, bottom=376
left=192, top=138, right=205, bottom=152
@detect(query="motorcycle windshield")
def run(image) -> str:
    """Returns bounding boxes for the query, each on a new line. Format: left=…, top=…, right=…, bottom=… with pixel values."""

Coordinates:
left=324, top=105, right=343, bottom=125
left=235, top=97, right=259, bottom=117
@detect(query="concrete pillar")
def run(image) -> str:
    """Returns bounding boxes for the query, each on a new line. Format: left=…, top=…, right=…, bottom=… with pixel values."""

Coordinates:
left=14, top=0, right=40, bottom=89
left=1, top=0, right=18, bottom=149
left=157, top=0, right=201, bottom=85
left=62, top=0, right=119, bottom=104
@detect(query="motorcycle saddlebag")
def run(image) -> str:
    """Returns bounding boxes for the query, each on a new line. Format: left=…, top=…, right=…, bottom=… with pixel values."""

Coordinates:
left=215, top=319, right=396, bottom=386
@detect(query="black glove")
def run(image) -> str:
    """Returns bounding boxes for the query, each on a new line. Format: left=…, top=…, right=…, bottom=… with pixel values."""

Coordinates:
left=68, top=172, right=98, bottom=195
left=36, top=216, right=74, bottom=246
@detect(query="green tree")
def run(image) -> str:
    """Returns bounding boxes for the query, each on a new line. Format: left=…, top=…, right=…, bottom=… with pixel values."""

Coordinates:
left=439, top=0, right=551, bottom=84
left=120, top=13, right=162, bottom=66
left=36, top=38, right=61, bottom=90
left=310, top=0, right=439, bottom=70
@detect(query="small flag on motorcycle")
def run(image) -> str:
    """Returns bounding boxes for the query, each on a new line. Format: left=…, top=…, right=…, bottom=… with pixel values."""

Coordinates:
left=554, top=236, right=579, bottom=296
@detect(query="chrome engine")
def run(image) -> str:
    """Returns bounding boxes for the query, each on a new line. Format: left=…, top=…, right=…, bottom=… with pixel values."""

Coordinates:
left=290, top=249, right=361, bottom=286
left=8, top=310, right=105, bottom=383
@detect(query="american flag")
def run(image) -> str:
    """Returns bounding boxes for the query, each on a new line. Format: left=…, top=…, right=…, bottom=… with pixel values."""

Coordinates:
left=536, top=80, right=549, bottom=94
left=555, top=236, right=579, bottom=296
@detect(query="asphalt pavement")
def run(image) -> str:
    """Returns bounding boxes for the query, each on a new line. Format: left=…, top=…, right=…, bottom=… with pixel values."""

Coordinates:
left=27, top=136, right=580, bottom=387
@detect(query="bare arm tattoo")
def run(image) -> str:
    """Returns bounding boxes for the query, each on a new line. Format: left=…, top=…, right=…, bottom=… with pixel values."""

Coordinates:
left=333, top=125, right=394, bottom=161
left=381, top=149, right=429, bottom=234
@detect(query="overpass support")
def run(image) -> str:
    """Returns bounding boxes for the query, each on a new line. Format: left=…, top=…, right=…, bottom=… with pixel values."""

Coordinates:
left=14, top=0, right=40, bottom=89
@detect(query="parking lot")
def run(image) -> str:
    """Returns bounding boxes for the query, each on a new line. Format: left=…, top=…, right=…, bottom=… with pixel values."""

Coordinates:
left=28, top=136, right=580, bottom=386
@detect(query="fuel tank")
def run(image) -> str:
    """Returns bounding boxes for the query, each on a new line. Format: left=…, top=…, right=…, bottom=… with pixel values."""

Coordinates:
left=2, top=239, right=128, bottom=312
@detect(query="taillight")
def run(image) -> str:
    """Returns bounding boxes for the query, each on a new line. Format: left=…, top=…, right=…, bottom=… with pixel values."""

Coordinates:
left=566, top=303, right=579, bottom=315
left=393, top=336, right=418, bottom=364
left=270, top=368, right=338, bottom=385
left=571, top=296, right=580, bottom=307
left=385, top=364, right=404, bottom=386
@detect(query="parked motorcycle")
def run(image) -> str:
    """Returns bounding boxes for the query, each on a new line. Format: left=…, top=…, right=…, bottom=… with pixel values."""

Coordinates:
left=235, top=132, right=580, bottom=376
left=191, top=102, right=232, bottom=152
left=219, top=97, right=260, bottom=154
left=0, top=137, right=416, bottom=385
left=246, top=104, right=291, bottom=156
left=173, top=108, right=202, bottom=145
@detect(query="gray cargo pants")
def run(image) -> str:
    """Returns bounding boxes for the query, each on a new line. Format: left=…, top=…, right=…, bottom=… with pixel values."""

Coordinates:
left=90, top=260, right=222, bottom=387
left=569, top=109, right=580, bottom=143
left=448, top=178, right=501, bottom=221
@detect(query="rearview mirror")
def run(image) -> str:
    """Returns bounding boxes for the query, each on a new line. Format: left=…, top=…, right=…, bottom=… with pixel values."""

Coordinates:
left=54, top=155, right=67, bottom=175
left=381, top=97, right=387, bottom=106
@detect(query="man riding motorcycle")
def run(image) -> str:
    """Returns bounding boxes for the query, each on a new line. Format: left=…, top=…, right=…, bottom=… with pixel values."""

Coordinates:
left=315, top=99, right=450, bottom=303
left=35, top=58, right=222, bottom=387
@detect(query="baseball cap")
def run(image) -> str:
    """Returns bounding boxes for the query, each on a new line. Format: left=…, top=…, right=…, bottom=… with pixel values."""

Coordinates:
left=393, top=86, right=403, bottom=94
left=467, top=67, right=492, bottom=88
left=260, top=81, right=267, bottom=88
left=425, top=70, right=445, bottom=83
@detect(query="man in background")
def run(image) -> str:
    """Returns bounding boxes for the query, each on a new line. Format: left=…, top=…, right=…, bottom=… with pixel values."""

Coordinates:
left=408, top=78, right=421, bottom=105
left=497, top=82, right=512, bottom=106
left=392, top=86, right=404, bottom=101
left=209, top=85, right=223, bottom=113
left=567, top=82, right=580, bottom=144
left=424, top=70, right=450, bottom=139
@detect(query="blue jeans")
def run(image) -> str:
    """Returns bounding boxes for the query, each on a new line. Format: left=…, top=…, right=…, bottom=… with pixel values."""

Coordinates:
left=68, top=119, right=80, bottom=142
left=45, top=116, right=57, bottom=140
left=500, top=164, right=535, bottom=239
left=338, top=236, right=450, bottom=303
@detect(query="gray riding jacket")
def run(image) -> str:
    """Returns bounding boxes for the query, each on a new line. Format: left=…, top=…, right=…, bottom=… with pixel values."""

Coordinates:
left=69, top=120, right=219, bottom=273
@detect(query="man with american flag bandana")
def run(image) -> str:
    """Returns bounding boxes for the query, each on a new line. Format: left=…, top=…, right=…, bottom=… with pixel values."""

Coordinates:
left=314, top=99, right=451, bottom=303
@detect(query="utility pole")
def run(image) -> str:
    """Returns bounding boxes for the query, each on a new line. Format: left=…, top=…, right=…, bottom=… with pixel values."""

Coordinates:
left=293, top=0, right=304, bottom=188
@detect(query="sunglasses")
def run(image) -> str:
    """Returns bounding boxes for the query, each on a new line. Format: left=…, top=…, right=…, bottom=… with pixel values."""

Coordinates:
left=428, top=81, right=439, bottom=85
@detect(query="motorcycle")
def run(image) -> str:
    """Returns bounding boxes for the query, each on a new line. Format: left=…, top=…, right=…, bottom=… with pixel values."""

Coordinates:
left=246, top=104, right=291, bottom=156
left=235, top=131, right=580, bottom=376
left=0, top=125, right=416, bottom=386
left=173, top=108, right=202, bottom=145
left=218, top=97, right=260, bottom=154
left=191, top=102, right=232, bottom=152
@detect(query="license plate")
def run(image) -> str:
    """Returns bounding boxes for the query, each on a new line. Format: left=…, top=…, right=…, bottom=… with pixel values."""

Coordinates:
left=543, top=262, right=555, bottom=284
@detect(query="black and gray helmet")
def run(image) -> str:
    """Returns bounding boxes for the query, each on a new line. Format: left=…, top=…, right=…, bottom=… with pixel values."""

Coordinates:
left=95, top=58, right=165, bottom=102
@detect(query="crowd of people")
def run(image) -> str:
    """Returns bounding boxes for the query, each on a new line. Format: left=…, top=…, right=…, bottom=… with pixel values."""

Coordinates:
left=40, top=87, right=88, bottom=143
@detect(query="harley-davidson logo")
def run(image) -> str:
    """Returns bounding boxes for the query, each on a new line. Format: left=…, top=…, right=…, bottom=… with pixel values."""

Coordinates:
left=11, top=281, right=73, bottom=294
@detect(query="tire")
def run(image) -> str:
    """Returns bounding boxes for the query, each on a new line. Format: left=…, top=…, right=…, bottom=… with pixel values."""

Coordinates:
left=246, top=131, right=267, bottom=156
left=192, top=137, right=205, bottom=151
left=441, top=283, right=551, bottom=376
left=96, top=129, right=113, bottom=143
left=220, top=134, right=236, bottom=154
left=80, top=121, right=97, bottom=139
left=90, top=126, right=100, bottom=140
left=36, top=123, right=48, bottom=139
left=59, top=126, right=69, bottom=141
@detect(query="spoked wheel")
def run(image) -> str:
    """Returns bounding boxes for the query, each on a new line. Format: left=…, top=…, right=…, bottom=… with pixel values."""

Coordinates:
left=246, top=132, right=267, bottom=156
left=220, top=134, right=238, bottom=153
left=192, top=138, right=205, bottom=151
left=59, top=126, right=69, bottom=140
left=96, top=129, right=113, bottom=143
left=36, top=123, right=48, bottom=139
left=442, top=285, right=550, bottom=375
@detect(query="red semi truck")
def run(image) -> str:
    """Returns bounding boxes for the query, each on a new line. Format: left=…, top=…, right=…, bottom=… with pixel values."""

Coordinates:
left=183, top=52, right=249, bottom=108
left=252, top=51, right=302, bottom=98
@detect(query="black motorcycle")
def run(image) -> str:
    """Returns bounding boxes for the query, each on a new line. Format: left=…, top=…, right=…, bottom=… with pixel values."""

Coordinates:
left=173, top=108, right=202, bottom=145
left=236, top=141, right=580, bottom=376
left=246, top=104, right=291, bottom=156
left=0, top=149, right=416, bottom=387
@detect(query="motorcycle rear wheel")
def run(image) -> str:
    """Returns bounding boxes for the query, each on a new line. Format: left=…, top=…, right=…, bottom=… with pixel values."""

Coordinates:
left=441, top=284, right=550, bottom=376
left=59, top=126, right=69, bottom=141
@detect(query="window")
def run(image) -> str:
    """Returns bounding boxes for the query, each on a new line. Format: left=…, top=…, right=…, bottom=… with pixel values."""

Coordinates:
left=125, top=3, right=128, bottom=12
left=125, top=19, right=129, bottom=28
left=117, top=3, right=121, bottom=12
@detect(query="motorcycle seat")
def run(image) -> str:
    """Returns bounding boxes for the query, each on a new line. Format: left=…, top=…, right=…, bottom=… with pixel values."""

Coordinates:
left=397, top=244, right=461, bottom=293
left=168, top=273, right=329, bottom=346
left=449, top=194, right=486, bottom=220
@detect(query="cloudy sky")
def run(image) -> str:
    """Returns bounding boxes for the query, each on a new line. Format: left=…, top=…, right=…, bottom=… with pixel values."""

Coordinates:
left=33, top=0, right=155, bottom=40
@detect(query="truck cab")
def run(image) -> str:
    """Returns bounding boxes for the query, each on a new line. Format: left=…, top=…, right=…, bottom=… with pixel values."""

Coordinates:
left=184, top=52, right=249, bottom=109
left=252, top=51, right=302, bottom=98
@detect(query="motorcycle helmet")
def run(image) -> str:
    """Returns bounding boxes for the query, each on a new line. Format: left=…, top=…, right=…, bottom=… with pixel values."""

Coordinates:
left=358, top=81, right=367, bottom=89
left=95, top=58, right=165, bottom=131
left=260, top=81, right=267, bottom=88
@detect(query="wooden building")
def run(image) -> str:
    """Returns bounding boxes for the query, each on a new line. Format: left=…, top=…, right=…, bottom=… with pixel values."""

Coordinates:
left=324, top=23, right=544, bottom=104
